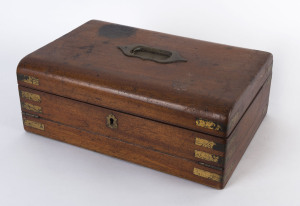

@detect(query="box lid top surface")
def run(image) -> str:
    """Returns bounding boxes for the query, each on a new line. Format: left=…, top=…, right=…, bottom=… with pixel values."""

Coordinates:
left=17, top=20, right=272, bottom=138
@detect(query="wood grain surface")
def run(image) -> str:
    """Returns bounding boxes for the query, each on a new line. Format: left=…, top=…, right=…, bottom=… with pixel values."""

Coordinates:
left=17, top=20, right=273, bottom=137
left=16, top=20, right=273, bottom=189
left=223, top=76, right=272, bottom=184
left=22, top=114, right=224, bottom=189
left=19, top=85, right=225, bottom=168
left=18, top=74, right=271, bottom=188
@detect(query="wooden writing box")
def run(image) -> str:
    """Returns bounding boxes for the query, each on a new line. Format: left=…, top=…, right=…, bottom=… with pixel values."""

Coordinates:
left=17, top=20, right=272, bottom=189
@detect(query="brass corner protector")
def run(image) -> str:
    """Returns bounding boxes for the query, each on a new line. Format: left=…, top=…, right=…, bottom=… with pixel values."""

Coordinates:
left=23, top=119, right=44, bottom=130
left=195, top=138, right=225, bottom=152
left=195, top=118, right=222, bottom=131
left=17, top=74, right=39, bottom=85
left=20, top=91, right=41, bottom=102
left=193, top=168, right=221, bottom=182
left=195, top=138, right=216, bottom=149
left=21, top=102, right=42, bottom=113
left=194, top=150, right=222, bottom=163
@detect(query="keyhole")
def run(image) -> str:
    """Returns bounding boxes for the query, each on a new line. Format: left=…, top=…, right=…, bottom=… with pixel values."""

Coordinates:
left=110, top=118, right=114, bottom=125
left=106, top=114, right=118, bottom=129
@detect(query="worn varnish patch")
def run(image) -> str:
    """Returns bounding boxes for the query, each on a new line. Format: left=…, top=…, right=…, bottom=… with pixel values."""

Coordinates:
left=194, top=150, right=223, bottom=164
left=98, top=24, right=136, bottom=38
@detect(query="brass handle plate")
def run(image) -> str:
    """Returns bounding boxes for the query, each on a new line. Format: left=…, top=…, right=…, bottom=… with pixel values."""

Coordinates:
left=118, top=44, right=187, bottom=64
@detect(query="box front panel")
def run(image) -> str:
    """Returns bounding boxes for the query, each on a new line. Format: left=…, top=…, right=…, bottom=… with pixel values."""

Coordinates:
left=18, top=86, right=225, bottom=168
left=18, top=74, right=271, bottom=188
left=21, top=114, right=224, bottom=189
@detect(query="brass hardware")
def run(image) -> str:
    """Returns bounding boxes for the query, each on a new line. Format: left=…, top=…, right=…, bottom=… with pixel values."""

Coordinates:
left=194, top=150, right=221, bottom=163
left=20, top=91, right=41, bottom=102
left=106, top=114, right=118, bottom=129
left=118, top=44, right=187, bottom=64
left=195, top=138, right=225, bottom=152
left=23, top=119, right=44, bottom=130
left=17, top=74, right=39, bottom=85
left=195, top=138, right=216, bottom=149
left=193, top=168, right=221, bottom=182
left=196, top=118, right=222, bottom=131
left=21, top=102, right=42, bottom=113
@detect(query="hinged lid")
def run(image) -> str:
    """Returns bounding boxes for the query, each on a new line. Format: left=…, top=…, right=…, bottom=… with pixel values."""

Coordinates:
left=17, top=20, right=272, bottom=138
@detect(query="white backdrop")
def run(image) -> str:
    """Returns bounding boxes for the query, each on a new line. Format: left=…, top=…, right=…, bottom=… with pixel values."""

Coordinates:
left=1, top=0, right=300, bottom=205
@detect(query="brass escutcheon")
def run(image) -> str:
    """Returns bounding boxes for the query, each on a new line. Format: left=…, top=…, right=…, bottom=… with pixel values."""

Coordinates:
left=106, top=114, right=118, bottom=129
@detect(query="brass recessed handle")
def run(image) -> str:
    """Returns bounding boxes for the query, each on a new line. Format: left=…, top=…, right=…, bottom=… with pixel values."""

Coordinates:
left=106, top=114, right=118, bottom=129
left=118, top=44, right=187, bottom=64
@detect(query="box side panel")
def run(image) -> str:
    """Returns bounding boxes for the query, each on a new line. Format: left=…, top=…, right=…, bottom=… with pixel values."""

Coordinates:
left=21, top=114, right=224, bottom=189
left=18, top=86, right=225, bottom=168
left=223, top=75, right=272, bottom=187
left=227, top=55, right=273, bottom=136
